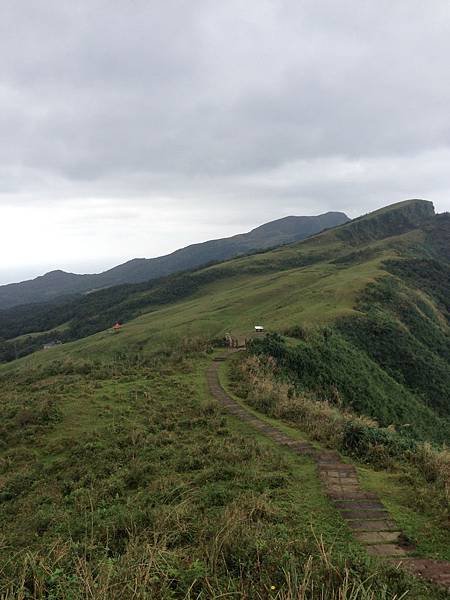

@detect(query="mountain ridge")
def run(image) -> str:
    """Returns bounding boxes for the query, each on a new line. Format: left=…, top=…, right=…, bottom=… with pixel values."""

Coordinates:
left=1, top=198, right=450, bottom=442
left=2, top=198, right=449, bottom=597
left=0, top=211, right=349, bottom=309
left=1, top=199, right=450, bottom=438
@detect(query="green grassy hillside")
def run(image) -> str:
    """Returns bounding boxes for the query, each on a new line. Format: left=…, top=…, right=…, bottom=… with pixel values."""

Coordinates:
left=0, top=201, right=429, bottom=341
left=0, top=212, right=349, bottom=310
left=2, top=347, right=448, bottom=598
left=2, top=200, right=449, bottom=442
left=1, top=199, right=450, bottom=597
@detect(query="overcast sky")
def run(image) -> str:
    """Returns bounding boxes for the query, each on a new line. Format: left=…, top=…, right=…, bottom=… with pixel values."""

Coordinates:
left=1, top=1, right=450, bottom=284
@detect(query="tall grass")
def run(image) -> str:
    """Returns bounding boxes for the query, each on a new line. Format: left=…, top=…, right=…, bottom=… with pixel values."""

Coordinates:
left=230, top=354, right=450, bottom=512
left=413, top=443, right=450, bottom=504
left=0, top=530, right=414, bottom=600
left=230, top=354, right=375, bottom=449
left=0, top=346, right=447, bottom=599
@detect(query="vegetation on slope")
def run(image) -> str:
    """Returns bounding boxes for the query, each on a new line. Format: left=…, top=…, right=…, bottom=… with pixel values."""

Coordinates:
left=0, top=200, right=434, bottom=356
left=223, top=351, right=450, bottom=560
left=1, top=200, right=448, bottom=443
left=248, top=331, right=449, bottom=443
left=334, top=199, right=434, bottom=245
left=0, top=212, right=349, bottom=310
left=236, top=206, right=450, bottom=444
left=3, top=346, right=445, bottom=598
left=337, top=278, right=450, bottom=419
left=1, top=199, right=450, bottom=596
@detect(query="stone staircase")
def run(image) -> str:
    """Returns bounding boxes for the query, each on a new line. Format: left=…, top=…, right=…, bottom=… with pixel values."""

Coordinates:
left=207, top=355, right=450, bottom=592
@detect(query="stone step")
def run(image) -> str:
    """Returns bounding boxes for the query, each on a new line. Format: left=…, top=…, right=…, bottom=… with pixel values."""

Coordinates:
left=365, top=544, right=409, bottom=557
left=354, top=531, right=402, bottom=544
left=290, top=448, right=316, bottom=455
left=282, top=440, right=313, bottom=449
left=333, top=500, right=386, bottom=510
left=320, top=474, right=359, bottom=484
left=270, top=434, right=292, bottom=442
left=324, top=479, right=360, bottom=486
left=316, top=456, right=341, bottom=464
left=349, top=519, right=399, bottom=532
left=328, top=490, right=379, bottom=500
left=319, top=469, right=357, bottom=477
left=317, top=463, right=356, bottom=472
left=253, top=424, right=277, bottom=432
left=340, top=508, right=391, bottom=520
left=327, top=488, right=362, bottom=498
left=323, top=481, right=360, bottom=490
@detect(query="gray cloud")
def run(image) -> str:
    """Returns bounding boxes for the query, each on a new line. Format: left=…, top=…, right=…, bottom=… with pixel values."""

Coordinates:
left=1, top=1, right=450, bottom=281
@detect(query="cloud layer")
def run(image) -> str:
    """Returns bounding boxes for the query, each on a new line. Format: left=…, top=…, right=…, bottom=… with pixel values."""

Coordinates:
left=1, top=1, right=450, bottom=281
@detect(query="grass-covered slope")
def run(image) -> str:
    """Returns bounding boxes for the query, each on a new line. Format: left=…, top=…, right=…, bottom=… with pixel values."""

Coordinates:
left=2, top=348, right=448, bottom=598
left=0, top=347, right=356, bottom=596
left=248, top=328, right=450, bottom=443
left=0, top=201, right=428, bottom=344
left=1, top=199, right=449, bottom=442
left=0, top=211, right=349, bottom=309
left=1, top=199, right=450, bottom=597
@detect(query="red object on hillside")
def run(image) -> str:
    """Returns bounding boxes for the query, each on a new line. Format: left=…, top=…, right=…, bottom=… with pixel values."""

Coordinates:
left=113, top=322, right=122, bottom=331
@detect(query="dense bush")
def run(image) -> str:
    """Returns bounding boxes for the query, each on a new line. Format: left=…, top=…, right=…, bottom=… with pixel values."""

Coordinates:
left=342, top=421, right=416, bottom=462
left=249, top=332, right=449, bottom=443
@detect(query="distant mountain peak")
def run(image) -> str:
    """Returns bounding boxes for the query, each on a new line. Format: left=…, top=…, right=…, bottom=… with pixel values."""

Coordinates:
left=0, top=211, right=349, bottom=309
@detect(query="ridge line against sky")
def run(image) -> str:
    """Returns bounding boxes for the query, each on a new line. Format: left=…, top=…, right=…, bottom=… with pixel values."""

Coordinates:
left=1, top=1, right=450, bottom=284
left=0, top=209, right=351, bottom=285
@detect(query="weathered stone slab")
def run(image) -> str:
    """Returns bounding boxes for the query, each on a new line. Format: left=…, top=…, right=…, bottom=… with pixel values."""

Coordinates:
left=354, top=531, right=401, bottom=544
left=318, top=463, right=356, bottom=472
left=321, top=476, right=359, bottom=486
left=340, top=508, right=390, bottom=520
left=321, top=470, right=351, bottom=478
left=326, top=485, right=361, bottom=495
left=366, top=544, right=408, bottom=557
left=333, top=500, right=386, bottom=510
left=270, top=434, right=290, bottom=442
left=283, top=440, right=313, bottom=449
left=349, top=519, right=398, bottom=531
left=321, top=470, right=357, bottom=478
left=328, top=490, right=379, bottom=500
left=316, top=456, right=341, bottom=464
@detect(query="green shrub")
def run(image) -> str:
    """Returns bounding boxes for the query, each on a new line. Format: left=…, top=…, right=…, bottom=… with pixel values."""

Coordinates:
left=342, top=421, right=416, bottom=466
left=249, top=331, right=449, bottom=443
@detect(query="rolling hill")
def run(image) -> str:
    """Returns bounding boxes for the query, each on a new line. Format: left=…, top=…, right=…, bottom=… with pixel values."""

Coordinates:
left=1, top=198, right=450, bottom=598
left=0, top=211, right=348, bottom=309
left=1, top=198, right=449, bottom=443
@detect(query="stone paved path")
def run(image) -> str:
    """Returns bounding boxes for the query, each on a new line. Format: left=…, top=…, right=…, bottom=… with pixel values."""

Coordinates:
left=207, top=355, right=450, bottom=592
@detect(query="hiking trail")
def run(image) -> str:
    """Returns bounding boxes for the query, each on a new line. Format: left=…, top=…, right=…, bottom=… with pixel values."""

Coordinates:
left=206, top=353, right=450, bottom=592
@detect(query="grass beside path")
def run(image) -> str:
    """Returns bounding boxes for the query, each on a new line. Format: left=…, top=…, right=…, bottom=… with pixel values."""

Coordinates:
left=0, top=350, right=447, bottom=598
left=218, top=351, right=450, bottom=565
